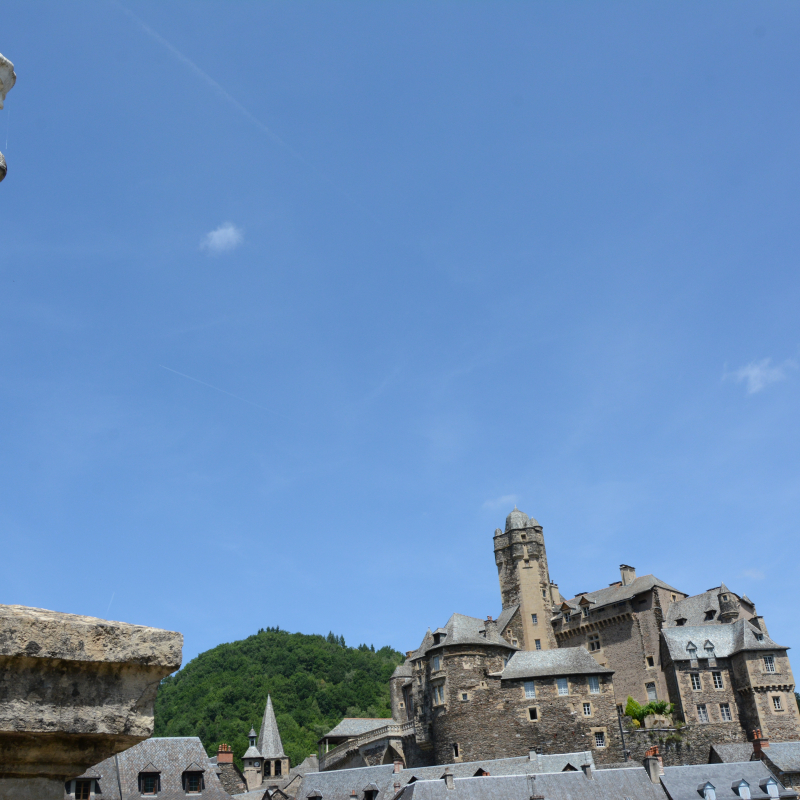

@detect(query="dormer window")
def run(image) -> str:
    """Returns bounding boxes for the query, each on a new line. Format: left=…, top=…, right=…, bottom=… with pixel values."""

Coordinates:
left=139, top=773, right=161, bottom=795
left=756, top=634, right=764, bottom=642
left=687, top=642, right=697, bottom=659
left=73, top=780, right=94, bottom=800
left=700, top=782, right=716, bottom=800
left=564, top=612, right=571, bottom=623
left=734, top=780, right=751, bottom=800
left=676, top=618, right=687, bottom=626
left=183, top=772, right=205, bottom=794
left=762, top=778, right=780, bottom=799
left=705, top=610, right=716, bottom=621
left=582, top=607, right=590, bottom=618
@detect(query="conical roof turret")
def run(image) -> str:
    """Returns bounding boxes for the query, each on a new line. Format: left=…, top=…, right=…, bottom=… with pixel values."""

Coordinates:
left=505, top=506, right=540, bottom=532
left=257, top=695, right=285, bottom=758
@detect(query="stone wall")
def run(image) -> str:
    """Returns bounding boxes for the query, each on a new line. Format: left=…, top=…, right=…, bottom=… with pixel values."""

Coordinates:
left=671, top=657, right=741, bottom=727
left=424, top=645, right=622, bottom=765
left=623, top=723, right=748, bottom=766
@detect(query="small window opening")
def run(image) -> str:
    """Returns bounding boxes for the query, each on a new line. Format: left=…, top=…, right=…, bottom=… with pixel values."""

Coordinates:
left=528, top=707, right=538, bottom=721
left=452, top=743, right=460, bottom=758
left=583, top=702, right=591, bottom=716
left=75, top=781, right=93, bottom=800
left=594, top=731, right=606, bottom=748
left=647, top=656, right=654, bottom=667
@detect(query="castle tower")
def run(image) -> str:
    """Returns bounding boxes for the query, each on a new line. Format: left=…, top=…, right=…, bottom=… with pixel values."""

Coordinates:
left=242, top=727, right=263, bottom=791
left=494, top=507, right=558, bottom=651
left=257, top=695, right=290, bottom=780
left=717, top=582, right=740, bottom=623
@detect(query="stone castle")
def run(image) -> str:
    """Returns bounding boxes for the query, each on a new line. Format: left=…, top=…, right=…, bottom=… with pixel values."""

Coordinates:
left=318, top=508, right=800, bottom=771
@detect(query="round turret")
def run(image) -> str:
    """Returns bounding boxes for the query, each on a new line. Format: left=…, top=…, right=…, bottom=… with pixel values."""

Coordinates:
left=504, top=507, right=540, bottom=532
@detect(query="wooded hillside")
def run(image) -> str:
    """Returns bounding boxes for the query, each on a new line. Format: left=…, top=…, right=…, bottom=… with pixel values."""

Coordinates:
left=154, top=628, right=404, bottom=766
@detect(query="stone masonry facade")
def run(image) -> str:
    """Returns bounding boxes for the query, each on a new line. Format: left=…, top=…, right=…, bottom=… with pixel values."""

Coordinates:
left=318, top=507, right=800, bottom=773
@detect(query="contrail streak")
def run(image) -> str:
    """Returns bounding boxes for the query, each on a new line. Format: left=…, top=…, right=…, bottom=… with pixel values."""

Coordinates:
left=160, top=365, right=290, bottom=419
left=106, top=592, right=115, bottom=617
left=112, top=1, right=301, bottom=158
left=112, top=1, right=385, bottom=227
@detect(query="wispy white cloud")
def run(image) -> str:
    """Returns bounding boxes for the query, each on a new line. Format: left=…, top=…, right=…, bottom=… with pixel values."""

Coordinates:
left=728, top=357, right=796, bottom=394
left=201, top=222, right=243, bottom=255
left=741, top=568, right=765, bottom=580
left=483, top=494, right=517, bottom=510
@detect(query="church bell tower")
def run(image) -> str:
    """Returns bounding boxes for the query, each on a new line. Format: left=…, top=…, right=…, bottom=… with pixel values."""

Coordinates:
left=494, top=508, right=558, bottom=651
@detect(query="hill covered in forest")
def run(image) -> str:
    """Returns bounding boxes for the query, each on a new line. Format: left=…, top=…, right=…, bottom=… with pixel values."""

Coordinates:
left=154, top=628, right=404, bottom=766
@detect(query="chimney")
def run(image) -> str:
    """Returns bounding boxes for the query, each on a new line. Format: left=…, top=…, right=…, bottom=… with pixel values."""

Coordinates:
left=753, top=730, right=770, bottom=758
left=581, top=764, right=592, bottom=780
left=394, top=782, right=401, bottom=793
left=351, top=791, right=357, bottom=800
left=643, top=756, right=661, bottom=784
left=620, top=565, right=636, bottom=586
left=444, top=768, right=454, bottom=790
left=394, top=760, right=403, bottom=774
left=484, top=616, right=498, bottom=638
left=217, top=743, right=234, bottom=764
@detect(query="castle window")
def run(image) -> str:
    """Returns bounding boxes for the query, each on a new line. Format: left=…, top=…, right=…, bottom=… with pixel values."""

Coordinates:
left=182, top=772, right=204, bottom=793
left=705, top=610, right=717, bottom=621
left=75, top=781, right=93, bottom=800
left=646, top=682, right=658, bottom=701
left=593, top=732, right=605, bottom=748
left=721, top=595, right=728, bottom=602
left=452, top=743, right=460, bottom=758
left=535, top=639, right=541, bottom=650
left=524, top=681, right=536, bottom=699
left=563, top=612, right=571, bottom=623
left=764, top=655, right=776, bottom=673
left=588, top=634, right=600, bottom=652
left=532, top=614, right=538, bottom=625
left=647, top=656, right=654, bottom=667
left=139, top=773, right=160, bottom=795
left=720, top=703, right=732, bottom=721
left=433, top=684, right=445, bottom=705
left=713, top=672, right=723, bottom=689
left=691, top=674, right=702, bottom=691
left=676, top=618, right=687, bottom=626
left=542, top=589, right=547, bottom=599
left=588, top=676, right=600, bottom=694
left=756, top=634, right=764, bottom=642
left=582, top=607, right=590, bottom=618
left=583, top=702, right=592, bottom=717
left=461, top=692, right=469, bottom=701
left=671, top=595, right=677, bottom=602
left=432, top=656, right=441, bottom=671
left=697, top=704, right=709, bottom=723
left=773, top=696, right=783, bottom=711
left=557, top=678, right=569, bottom=696
left=528, top=707, right=538, bottom=721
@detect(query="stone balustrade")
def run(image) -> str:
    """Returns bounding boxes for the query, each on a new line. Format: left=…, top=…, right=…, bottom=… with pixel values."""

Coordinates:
left=319, top=721, right=415, bottom=770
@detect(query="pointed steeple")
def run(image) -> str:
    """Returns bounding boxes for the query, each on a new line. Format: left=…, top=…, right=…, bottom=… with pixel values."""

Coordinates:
left=257, top=695, right=285, bottom=758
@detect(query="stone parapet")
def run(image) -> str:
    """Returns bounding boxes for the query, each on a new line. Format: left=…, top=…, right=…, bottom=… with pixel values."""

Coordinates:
left=0, top=604, right=182, bottom=797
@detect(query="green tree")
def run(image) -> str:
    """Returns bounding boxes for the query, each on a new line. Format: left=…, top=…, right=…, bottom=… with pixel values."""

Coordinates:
left=153, top=629, right=403, bottom=769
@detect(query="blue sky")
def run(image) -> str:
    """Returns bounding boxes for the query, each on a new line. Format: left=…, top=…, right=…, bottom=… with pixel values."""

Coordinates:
left=2, top=2, right=799, bottom=667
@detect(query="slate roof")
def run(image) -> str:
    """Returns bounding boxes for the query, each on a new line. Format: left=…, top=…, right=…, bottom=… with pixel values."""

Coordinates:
left=259, top=695, right=286, bottom=758
left=660, top=762, right=796, bottom=800
left=422, top=613, right=519, bottom=654
left=500, top=647, right=613, bottom=680
left=497, top=605, right=519, bottom=635
left=396, top=767, right=666, bottom=800
left=661, top=619, right=787, bottom=662
left=68, top=737, right=232, bottom=800
left=561, top=575, right=683, bottom=613
left=321, top=719, right=391, bottom=740
left=664, top=589, right=757, bottom=628
left=762, top=744, right=800, bottom=775
left=297, top=751, right=607, bottom=800
left=391, top=661, right=413, bottom=679
left=711, top=744, right=757, bottom=764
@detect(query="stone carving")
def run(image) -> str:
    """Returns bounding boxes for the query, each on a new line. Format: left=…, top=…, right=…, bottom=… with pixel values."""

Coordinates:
left=0, top=604, right=182, bottom=800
